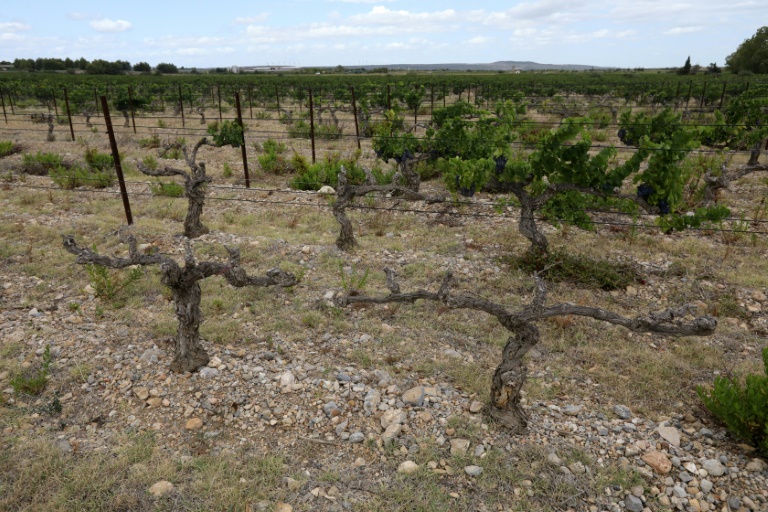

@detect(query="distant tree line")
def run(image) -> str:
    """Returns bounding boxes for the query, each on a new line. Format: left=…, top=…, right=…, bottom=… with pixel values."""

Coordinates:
left=10, top=57, right=178, bottom=75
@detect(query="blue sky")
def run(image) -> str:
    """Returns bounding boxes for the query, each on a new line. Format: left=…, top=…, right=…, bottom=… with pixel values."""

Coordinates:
left=1, top=1, right=766, bottom=68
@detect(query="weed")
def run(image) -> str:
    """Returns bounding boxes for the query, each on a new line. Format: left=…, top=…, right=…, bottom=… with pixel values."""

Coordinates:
left=222, top=161, right=233, bottom=178
left=0, top=140, right=23, bottom=158
left=11, top=345, right=52, bottom=395
left=22, top=151, right=64, bottom=175
left=150, top=180, right=184, bottom=198
left=157, top=119, right=168, bottom=129
left=508, top=249, right=642, bottom=291
left=698, top=347, right=768, bottom=456
left=139, top=133, right=161, bottom=149
left=50, top=164, right=115, bottom=189
left=339, top=261, right=369, bottom=292
left=83, top=147, right=114, bottom=171
left=86, top=264, right=143, bottom=301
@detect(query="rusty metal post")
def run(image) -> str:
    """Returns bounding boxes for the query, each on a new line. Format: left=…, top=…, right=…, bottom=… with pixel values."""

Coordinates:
left=350, top=86, right=361, bottom=150
left=248, top=85, right=253, bottom=119
left=99, top=96, right=133, bottom=225
left=0, top=90, right=7, bottom=124
left=128, top=85, right=137, bottom=134
left=52, top=89, right=59, bottom=117
left=217, top=85, right=222, bottom=122
left=178, top=84, right=186, bottom=128
left=63, top=88, right=75, bottom=141
left=308, top=88, right=316, bottom=164
left=94, top=87, right=100, bottom=117
left=234, top=92, right=251, bottom=189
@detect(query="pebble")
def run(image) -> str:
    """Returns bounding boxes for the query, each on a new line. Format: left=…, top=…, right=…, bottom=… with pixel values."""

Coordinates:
left=624, top=494, right=643, bottom=512
left=464, top=465, right=483, bottom=477
left=148, top=481, right=175, bottom=498
left=398, top=461, right=419, bottom=474
left=562, top=405, right=582, bottom=416
left=185, top=418, right=203, bottom=430
left=613, top=404, right=632, bottom=419
left=450, top=438, right=470, bottom=456
left=702, top=459, right=726, bottom=477
left=658, top=425, right=681, bottom=447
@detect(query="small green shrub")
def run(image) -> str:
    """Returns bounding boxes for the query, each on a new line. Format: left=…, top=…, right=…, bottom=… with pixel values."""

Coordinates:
left=508, top=249, right=642, bottom=291
left=150, top=180, right=184, bottom=197
left=11, top=345, right=52, bottom=395
left=258, top=138, right=292, bottom=175
left=142, top=155, right=159, bottom=170
left=84, top=148, right=114, bottom=171
left=86, top=264, right=143, bottom=300
left=290, top=151, right=394, bottom=191
left=50, top=164, right=114, bottom=189
left=207, top=120, right=243, bottom=147
left=288, top=120, right=344, bottom=140
left=22, top=151, right=64, bottom=175
left=254, top=111, right=271, bottom=120
left=697, top=348, right=768, bottom=456
left=222, top=162, right=233, bottom=178
left=0, top=140, right=23, bottom=158
left=139, top=133, right=161, bottom=149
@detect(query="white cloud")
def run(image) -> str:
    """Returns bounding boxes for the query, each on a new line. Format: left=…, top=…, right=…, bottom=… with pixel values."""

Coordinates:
left=0, top=22, right=31, bottom=32
left=468, top=36, right=491, bottom=45
left=665, top=26, right=704, bottom=35
left=347, top=6, right=458, bottom=25
left=177, top=47, right=235, bottom=55
left=89, top=18, right=132, bottom=33
left=234, top=14, right=269, bottom=25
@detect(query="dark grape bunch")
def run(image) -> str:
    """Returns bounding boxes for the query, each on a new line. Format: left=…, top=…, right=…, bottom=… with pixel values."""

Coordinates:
left=637, top=184, right=670, bottom=214
left=617, top=128, right=635, bottom=146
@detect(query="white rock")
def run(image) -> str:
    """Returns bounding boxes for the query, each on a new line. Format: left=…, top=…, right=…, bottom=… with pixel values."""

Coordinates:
left=317, top=185, right=336, bottom=195
left=398, top=461, right=419, bottom=474
left=148, top=481, right=174, bottom=497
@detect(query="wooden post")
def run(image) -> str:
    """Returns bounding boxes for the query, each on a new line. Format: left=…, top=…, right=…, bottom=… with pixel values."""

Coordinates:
left=63, top=88, right=75, bottom=141
left=699, top=81, right=707, bottom=109
left=234, top=92, right=251, bottom=189
left=99, top=96, right=133, bottom=225
left=94, top=87, right=100, bottom=117
left=308, top=88, right=316, bottom=164
left=52, top=89, right=59, bottom=117
left=178, top=84, right=186, bottom=128
left=128, top=86, right=137, bottom=134
left=350, top=86, right=361, bottom=150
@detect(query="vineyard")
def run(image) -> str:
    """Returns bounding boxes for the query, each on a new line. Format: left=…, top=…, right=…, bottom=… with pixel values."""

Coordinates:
left=1, top=71, right=768, bottom=511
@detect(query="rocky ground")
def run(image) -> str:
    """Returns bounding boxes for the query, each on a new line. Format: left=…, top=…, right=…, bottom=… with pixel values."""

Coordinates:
left=1, top=117, right=767, bottom=511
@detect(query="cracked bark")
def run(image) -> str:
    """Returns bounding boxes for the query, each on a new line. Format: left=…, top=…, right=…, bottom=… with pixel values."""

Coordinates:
left=62, top=233, right=296, bottom=373
left=137, top=138, right=214, bottom=239
left=337, top=269, right=716, bottom=433
left=333, top=166, right=444, bottom=251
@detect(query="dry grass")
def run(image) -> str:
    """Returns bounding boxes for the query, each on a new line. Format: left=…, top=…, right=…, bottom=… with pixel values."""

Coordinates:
left=1, top=94, right=767, bottom=511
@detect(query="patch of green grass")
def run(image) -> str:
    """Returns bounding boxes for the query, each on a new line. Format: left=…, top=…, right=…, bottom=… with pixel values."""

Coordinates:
left=22, top=151, right=64, bottom=175
left=10, top=345, right=52, bottom=395
left=0, top=140, right=23, bottom=158
left=50, top=164, right=115, bottom=189
left=508, top=249, right=642, bottom=291
left=150, top=180, right=184, bottom=198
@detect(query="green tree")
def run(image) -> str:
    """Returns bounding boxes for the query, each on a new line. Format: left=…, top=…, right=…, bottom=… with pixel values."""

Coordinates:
left=726, top=26, right=768, bottom=74
left=156, top=62, right=179, bottom=74
left=133, top=61, right=151, bottom=73
left=677, top=56, right=692, bottom=75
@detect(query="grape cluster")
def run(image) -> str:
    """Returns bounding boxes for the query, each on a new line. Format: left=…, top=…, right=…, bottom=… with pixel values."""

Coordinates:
left=617, top=128, right=635, bottom=146
left=636, top=184, right=670, bottom=214
left=494, top=155, right=508, bottom=174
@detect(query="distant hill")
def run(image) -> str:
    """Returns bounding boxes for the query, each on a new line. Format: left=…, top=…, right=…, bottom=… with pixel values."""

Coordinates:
left=365, top=61, right=606, bottom=72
